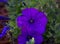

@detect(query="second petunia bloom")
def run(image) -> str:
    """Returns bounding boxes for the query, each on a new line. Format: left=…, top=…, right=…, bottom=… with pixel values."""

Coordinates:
left=16, top=8, right=48, bottom=44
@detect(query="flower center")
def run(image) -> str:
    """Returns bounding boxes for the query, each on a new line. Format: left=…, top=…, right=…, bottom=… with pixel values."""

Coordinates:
left=28, top=18, right=35, bottom=24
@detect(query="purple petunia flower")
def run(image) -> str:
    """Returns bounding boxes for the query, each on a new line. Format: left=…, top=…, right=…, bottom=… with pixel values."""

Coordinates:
left=0, top=16, right=10, bottom=20
left=0, top=26, right=10, bottom=38
left=16, top=8, right=48, bottom=44
left=0, top=0, right=8, bottom=5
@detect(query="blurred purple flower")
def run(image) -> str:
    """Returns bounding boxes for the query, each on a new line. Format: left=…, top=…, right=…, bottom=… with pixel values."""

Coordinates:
left=0, top=0, right=8, bottom=5
left=16, top=8, right=48, bottom=44
left=0, top=16, right=10, bottom=20
left=0, top=26, right=10, bottom=38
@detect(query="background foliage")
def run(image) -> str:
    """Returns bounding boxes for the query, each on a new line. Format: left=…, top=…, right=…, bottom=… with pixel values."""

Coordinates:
left=8, top=0, right=60, bottom=44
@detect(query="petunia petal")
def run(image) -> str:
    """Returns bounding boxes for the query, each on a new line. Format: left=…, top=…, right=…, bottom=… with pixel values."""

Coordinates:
left=18, top=34, right=27, bottom=44
left=22, top=8, right=39, bottom=18
left=34, top=12, right=48, bottom=35
left=34, top=35, right=44, bottom=44
left=16, top=15, right=28, bottom=28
